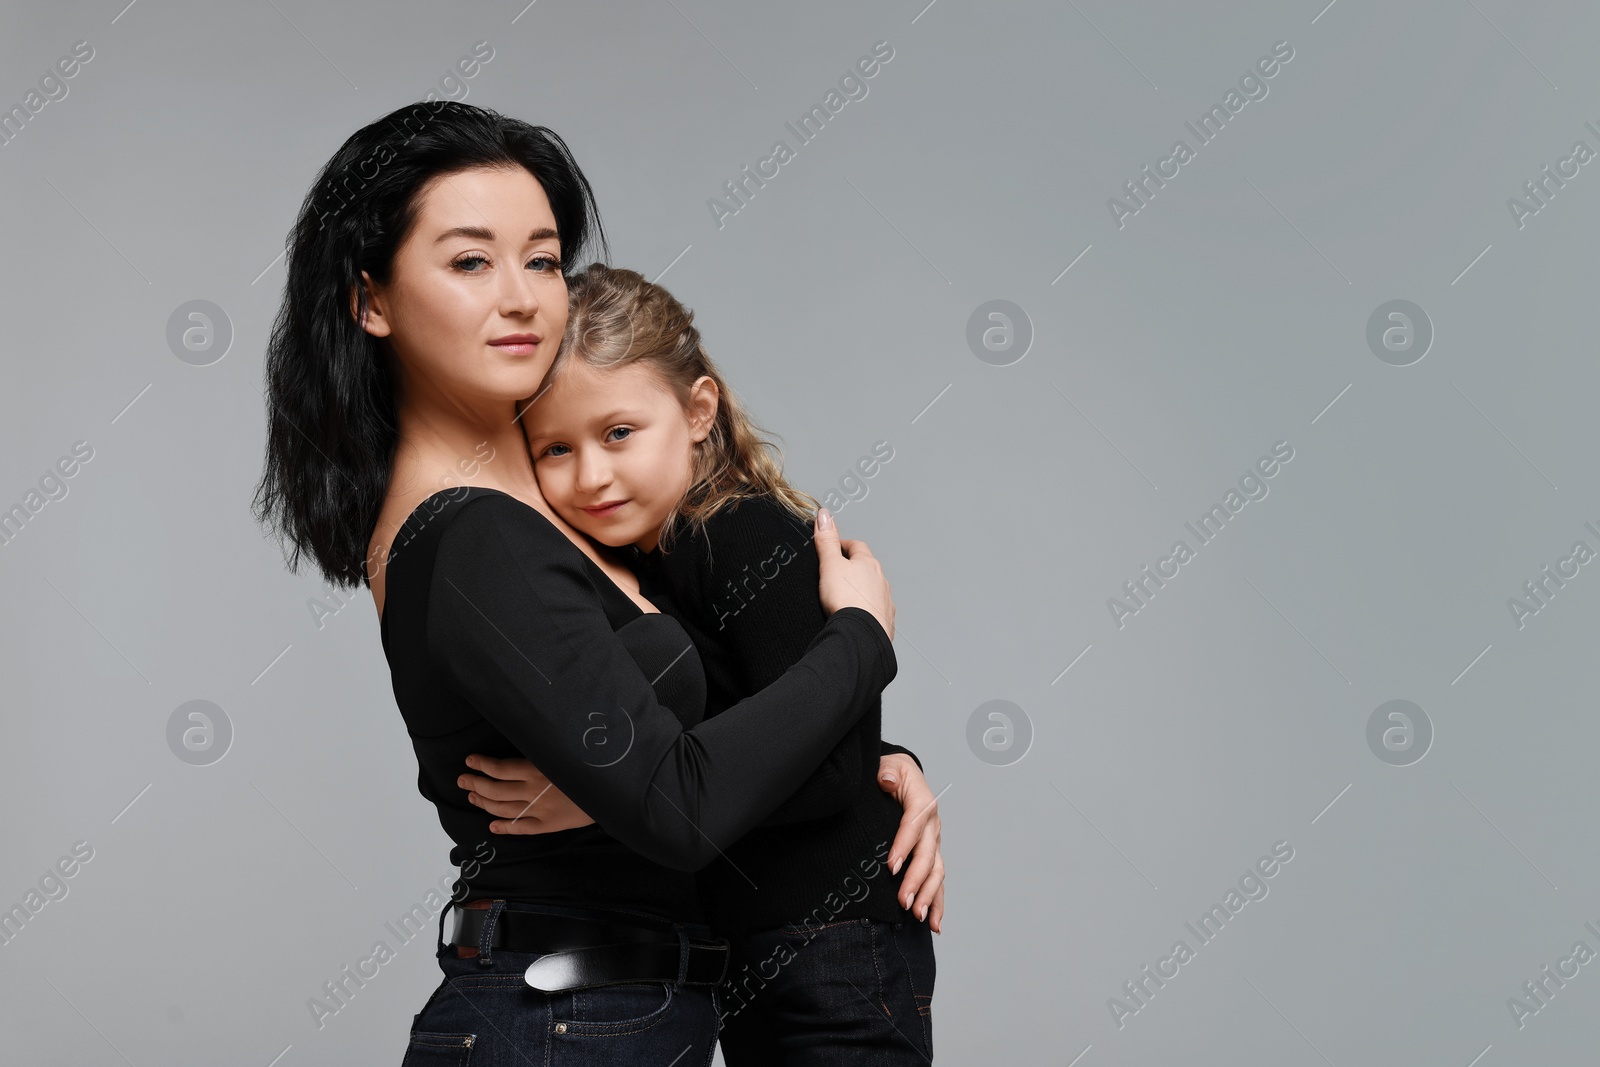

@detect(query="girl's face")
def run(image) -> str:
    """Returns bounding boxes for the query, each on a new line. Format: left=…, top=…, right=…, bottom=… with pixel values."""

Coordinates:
left=355, top=165, right=568, bottom=412
left=527, top=360, right=718, bottom=551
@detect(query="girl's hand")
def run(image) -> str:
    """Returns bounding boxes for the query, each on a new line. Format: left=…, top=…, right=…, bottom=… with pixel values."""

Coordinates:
left=878, top=752, right=945, bottom=933
left=457, top=753, right=596, bottom=834
left=814, top=508, right=894, bottom=641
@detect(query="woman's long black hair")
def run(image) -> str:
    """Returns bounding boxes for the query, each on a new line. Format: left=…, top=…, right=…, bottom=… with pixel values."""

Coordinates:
left=252, top=101, right=608, bottom=590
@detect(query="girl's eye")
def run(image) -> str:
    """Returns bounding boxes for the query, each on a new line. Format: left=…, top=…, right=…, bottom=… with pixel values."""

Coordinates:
left=541, top=444, right=570, bottom=458
left=607, top=427, right=633, bottom=443
left=452, top=254, right=563, bottom=273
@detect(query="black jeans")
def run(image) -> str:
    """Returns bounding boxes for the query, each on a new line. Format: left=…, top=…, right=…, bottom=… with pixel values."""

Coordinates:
left=716, top=916, right=936, bottom=1065
left=401, top=899, right=721, bottom=1066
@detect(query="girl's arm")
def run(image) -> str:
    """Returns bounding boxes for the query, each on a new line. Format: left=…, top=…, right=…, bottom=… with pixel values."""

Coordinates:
left=877, top=751, right=945, bottom=931
left=429, top=492, right=896, bottom=871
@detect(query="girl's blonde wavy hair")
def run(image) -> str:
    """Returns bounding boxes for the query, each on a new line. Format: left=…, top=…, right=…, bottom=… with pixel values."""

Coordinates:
left=541, top=263, right=819, bottom=554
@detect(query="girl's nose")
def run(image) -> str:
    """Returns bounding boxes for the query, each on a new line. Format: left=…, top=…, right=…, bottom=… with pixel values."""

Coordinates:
left=576, top=453, right=609, bottom=491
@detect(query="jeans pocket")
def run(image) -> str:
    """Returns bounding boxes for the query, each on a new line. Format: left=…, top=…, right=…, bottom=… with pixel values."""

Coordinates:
left=553, top=981, right=675, bottom=1036
left=400, top=1030, right=476, bottom=1066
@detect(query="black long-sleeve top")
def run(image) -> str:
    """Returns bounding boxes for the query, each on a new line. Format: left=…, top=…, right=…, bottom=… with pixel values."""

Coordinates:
left=378, top=486, right=897, bottom=920
left=630, top=494, right=925, bottom=933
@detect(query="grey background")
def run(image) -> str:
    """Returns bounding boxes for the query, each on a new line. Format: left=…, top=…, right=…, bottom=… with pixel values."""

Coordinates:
left=2, top=0, right=1597, bottom=1063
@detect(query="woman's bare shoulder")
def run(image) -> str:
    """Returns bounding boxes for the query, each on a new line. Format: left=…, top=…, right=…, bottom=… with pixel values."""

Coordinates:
left=369, top=478, right=456, bottom=615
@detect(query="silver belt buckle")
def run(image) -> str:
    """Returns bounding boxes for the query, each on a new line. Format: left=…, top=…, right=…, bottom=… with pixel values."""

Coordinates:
left=524, top=948, right=585, bottom=992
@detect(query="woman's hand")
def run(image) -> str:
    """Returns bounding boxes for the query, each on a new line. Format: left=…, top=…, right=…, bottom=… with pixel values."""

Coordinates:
left=814, top=507, right=894, bottom=640
left=457, top=753, right=596, bottom=834
left=878, top=752, right=945, bottom=932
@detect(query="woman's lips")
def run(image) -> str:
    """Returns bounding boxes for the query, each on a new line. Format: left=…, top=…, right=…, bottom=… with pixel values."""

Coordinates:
left=489, top=341, right=538, bottom=355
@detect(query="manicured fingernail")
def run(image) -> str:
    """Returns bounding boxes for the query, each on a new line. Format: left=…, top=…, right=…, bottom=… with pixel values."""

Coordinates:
left=890, top=855, right=902, bottom=875
left=882, top=774, right=897, bottom=785
left=919, top=905, right=928, bottom=920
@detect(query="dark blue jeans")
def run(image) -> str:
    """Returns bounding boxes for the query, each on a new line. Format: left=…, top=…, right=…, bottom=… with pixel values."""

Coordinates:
left=715, top=916, right=936, bottom=1065
left=400, top=899, right=721, bottom=1066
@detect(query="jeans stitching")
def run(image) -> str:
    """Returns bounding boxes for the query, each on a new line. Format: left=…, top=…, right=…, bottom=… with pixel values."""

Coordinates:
left=703, top=986, right=721, bottom=1067
left=476, top=899, right=504, bottom=966
left=408, top=1030, right=475, bottom=1048
left=449, top=974, right=529, bottom=989
left=551, top=983, right=677, bottom=1037
left=866, top=919, right=890, bottom=1020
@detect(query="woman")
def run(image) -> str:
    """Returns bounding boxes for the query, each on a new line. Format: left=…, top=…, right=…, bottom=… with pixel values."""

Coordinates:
left=253, top=100, right=939, bottom=1064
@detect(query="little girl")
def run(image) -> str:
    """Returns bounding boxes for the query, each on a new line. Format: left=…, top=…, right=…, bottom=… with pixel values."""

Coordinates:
left=478, top=263, right=941, bottom=1062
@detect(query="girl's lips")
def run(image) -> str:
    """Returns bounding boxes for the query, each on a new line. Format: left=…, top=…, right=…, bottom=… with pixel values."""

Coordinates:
left=583, top=501, right=627, bottom=516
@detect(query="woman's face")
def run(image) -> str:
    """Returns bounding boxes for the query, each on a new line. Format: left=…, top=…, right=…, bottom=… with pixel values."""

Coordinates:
left=357, top=165, right=569, bottom=411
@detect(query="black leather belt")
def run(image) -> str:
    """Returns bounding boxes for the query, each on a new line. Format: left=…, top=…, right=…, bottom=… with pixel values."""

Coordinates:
left=450, top=904, right=729, bottom=993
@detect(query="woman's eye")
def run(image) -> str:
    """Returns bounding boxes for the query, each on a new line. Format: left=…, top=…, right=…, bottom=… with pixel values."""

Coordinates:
left=452, top=254, right=562, bottom=273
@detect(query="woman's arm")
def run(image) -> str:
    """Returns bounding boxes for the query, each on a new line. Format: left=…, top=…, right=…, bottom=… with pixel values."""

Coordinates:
left=429, top=493, right=896, bottom=871
left=665, top=497, right=870, bottom=824
left=460, top=748, right=944, bottom=932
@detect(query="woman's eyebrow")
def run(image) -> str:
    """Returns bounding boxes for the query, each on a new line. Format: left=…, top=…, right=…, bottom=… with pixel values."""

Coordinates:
left=434, top=225, right=559, bottom=244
